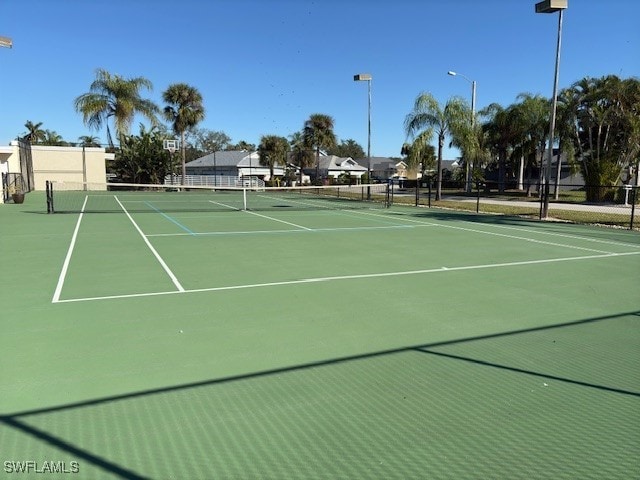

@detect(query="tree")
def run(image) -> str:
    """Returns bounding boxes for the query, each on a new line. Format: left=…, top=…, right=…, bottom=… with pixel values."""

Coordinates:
left=78, top=135, right=101, bottom=147
left=510, top=93, right=549, bottom=196
left=404, top=93, right=467, bottom=200
left=303, top=113, right=337, bottom=183
left=328, top=139, right=365, bottom=159
left=258, top=135, right=290, bottom=185
left=23, top=121, right=46, bottom=144
left=74, top=68, right=159, bottom=148
left=481, top=103, right=520, bottom=193
left=289, top=131, right=314, bottom=185
left=162, top=83, right=206, bottom=185
left=401, top=133, right=436, bottom=180
left=228, top=140, right=256, bottom=151
left=190, top=128, right=231, bottom=154
left=115, top=125, right=171, bottom=184
left=41, top=130, right=68, bottom=146
left=560, top=75, right=640, bottom=201
left=448, top=99, right=489, bottom=192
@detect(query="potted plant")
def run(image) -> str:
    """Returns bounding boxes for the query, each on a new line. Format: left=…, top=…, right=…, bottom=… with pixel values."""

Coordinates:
left=8, top=178, right=25, bottom=204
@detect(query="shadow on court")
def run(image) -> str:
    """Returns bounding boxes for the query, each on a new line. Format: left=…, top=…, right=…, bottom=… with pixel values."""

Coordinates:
left=2, top=310, right=638, bottom=479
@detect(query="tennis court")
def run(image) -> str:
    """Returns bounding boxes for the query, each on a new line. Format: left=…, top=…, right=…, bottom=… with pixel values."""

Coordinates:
left=1, top=187, right=639, bottom=479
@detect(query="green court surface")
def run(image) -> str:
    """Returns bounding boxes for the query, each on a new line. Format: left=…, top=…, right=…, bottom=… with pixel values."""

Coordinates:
left=1, top=191, right=639, bottom=479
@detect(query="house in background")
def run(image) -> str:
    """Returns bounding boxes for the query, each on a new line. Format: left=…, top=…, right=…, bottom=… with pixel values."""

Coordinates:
left=184, top=151, right=280, bottom=179
left=186, top=151, right=369, bottom=185
left=304, top=155, right=367, bottom=183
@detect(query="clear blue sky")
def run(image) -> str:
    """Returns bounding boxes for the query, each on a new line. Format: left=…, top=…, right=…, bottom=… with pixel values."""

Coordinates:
left=1, top=0, right=638, bottom=159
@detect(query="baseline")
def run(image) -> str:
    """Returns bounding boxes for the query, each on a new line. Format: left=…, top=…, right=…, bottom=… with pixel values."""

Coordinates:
left=53, top=250, right=640, bottom=304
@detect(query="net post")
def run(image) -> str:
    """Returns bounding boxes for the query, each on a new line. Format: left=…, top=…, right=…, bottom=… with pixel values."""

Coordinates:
left=46, top=180, right=54, bottom=213
left=243, top=187, right=247, bottom=211
left=630, top=186, right=636, bottom=230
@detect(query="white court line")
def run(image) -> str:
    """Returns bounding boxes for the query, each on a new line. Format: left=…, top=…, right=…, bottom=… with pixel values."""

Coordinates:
left=146, top=224, right=416, bottom=237
left=485, top=223, right=640, bottom=250
left=53, top=250, right=640, bottom=304
left=114, top=196, right=185, bottom=292
left=349, top=209, right=617, bottom=254
left=52, top=196, right=88, bottom=303
left=243, top=209, right=312, bottom=230
left=209, top=198, right=312, bottom=230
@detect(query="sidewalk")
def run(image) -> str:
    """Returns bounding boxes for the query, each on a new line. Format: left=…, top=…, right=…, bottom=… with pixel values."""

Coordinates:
left=445, top=196, right=637, bottom=215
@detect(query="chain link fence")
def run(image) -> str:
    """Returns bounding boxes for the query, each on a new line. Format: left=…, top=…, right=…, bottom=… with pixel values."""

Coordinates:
left=389, top=180, right=639, bottom=230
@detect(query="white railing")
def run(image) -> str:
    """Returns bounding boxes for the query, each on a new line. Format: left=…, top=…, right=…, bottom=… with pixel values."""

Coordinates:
left=163, top=175, right=265, bottom=188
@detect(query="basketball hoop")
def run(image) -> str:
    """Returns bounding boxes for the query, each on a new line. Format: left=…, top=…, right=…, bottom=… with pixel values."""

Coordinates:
left=163, top=139, right=178, bottom=154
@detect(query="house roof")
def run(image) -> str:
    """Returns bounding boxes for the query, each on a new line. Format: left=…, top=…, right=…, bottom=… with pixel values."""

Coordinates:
left=188, top=151, right=368, bottom=172
left=186, top=151, right=254, bottom=168
left=356, top=156, right=400, bottom=170
left=317, top=155, right=366, bottom=171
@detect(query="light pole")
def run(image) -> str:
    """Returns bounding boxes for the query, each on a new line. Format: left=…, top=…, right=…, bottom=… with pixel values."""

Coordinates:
left=0, top=36, right=12, bottom=48
left=535, top=0, right=567, bottom=219
left=354, top=73, right=372, bottom=197
left=448, top=70, right=476, bottom=192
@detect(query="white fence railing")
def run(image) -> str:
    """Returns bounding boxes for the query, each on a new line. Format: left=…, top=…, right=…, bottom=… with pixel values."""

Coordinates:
left=163, top=175, right=265, bottom=188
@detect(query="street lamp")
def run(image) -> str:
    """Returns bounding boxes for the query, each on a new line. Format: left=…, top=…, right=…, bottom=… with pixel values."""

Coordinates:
left=448, top=70, right=476, bottom=192
left=353, top=73, right=372, bottom=197
left=0, top=36, right=12, bottom=48
left=535, top=0, right=567, bottom=219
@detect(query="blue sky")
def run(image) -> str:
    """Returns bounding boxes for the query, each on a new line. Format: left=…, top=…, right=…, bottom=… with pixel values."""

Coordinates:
left=1, top=0, right=638, bottom=159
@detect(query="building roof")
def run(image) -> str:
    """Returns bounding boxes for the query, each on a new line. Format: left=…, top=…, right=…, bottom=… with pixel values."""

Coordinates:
left=186, top=151, right=254, bottom=168
left=317, top=155, right=366, bottom=171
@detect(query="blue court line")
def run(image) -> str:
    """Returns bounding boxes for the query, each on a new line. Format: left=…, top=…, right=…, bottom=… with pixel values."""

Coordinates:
left=144, top=201, right=196, bottom=235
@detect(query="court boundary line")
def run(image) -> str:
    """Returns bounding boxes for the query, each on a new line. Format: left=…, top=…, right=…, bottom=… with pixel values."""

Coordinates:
left=352, top=209, right=624, bottom=254
left=51, top=196, right=88, bottom=303
left=52, top=250, right=640, bottom=304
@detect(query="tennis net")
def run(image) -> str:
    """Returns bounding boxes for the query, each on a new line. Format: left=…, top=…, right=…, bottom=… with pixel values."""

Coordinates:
left=45, top=181, right=390, bottom=214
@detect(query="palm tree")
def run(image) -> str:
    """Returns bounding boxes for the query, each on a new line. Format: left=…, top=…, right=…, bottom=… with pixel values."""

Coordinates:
left=289, top=131, right=314, bottom=185
left=510, top=93, right=549, bottom=196
left=481, top=103, right=520, bottom=193
left=401, top=131, right=436, bottom=180
left=404, top=93, right=467, bottom=200
left=162, top=83, right=206, bottom=184
left=303, top=114, right=337, bottom=184
left=77, top=135, right=101, bottom=147
left=41, top=130, right=67, bottom=146
left=560, top=75, right=640, bottom=201
left=258, top=135, right=290, bottom=185
left=23, top=121, right=46, bottom=144
left=74, top=68, right=159, bottom=148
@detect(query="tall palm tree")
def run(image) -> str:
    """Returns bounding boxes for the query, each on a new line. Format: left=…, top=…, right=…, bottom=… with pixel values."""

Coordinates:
left=303, top=113, right=337, bottom=183
left=289, top=131, right=314, bottom=185
left=162, top=83, right=206, bottom=184
left=23, top=120, right=46, bottom=144
left=481, top=103, right=520, bottom=193
left=74, top=68, right=159, bottom=148
left=258, top=135, right=290, bottom=185
left=510, top=93, right=549, bottom=196
left=404, top=93, right=467, bottom=200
